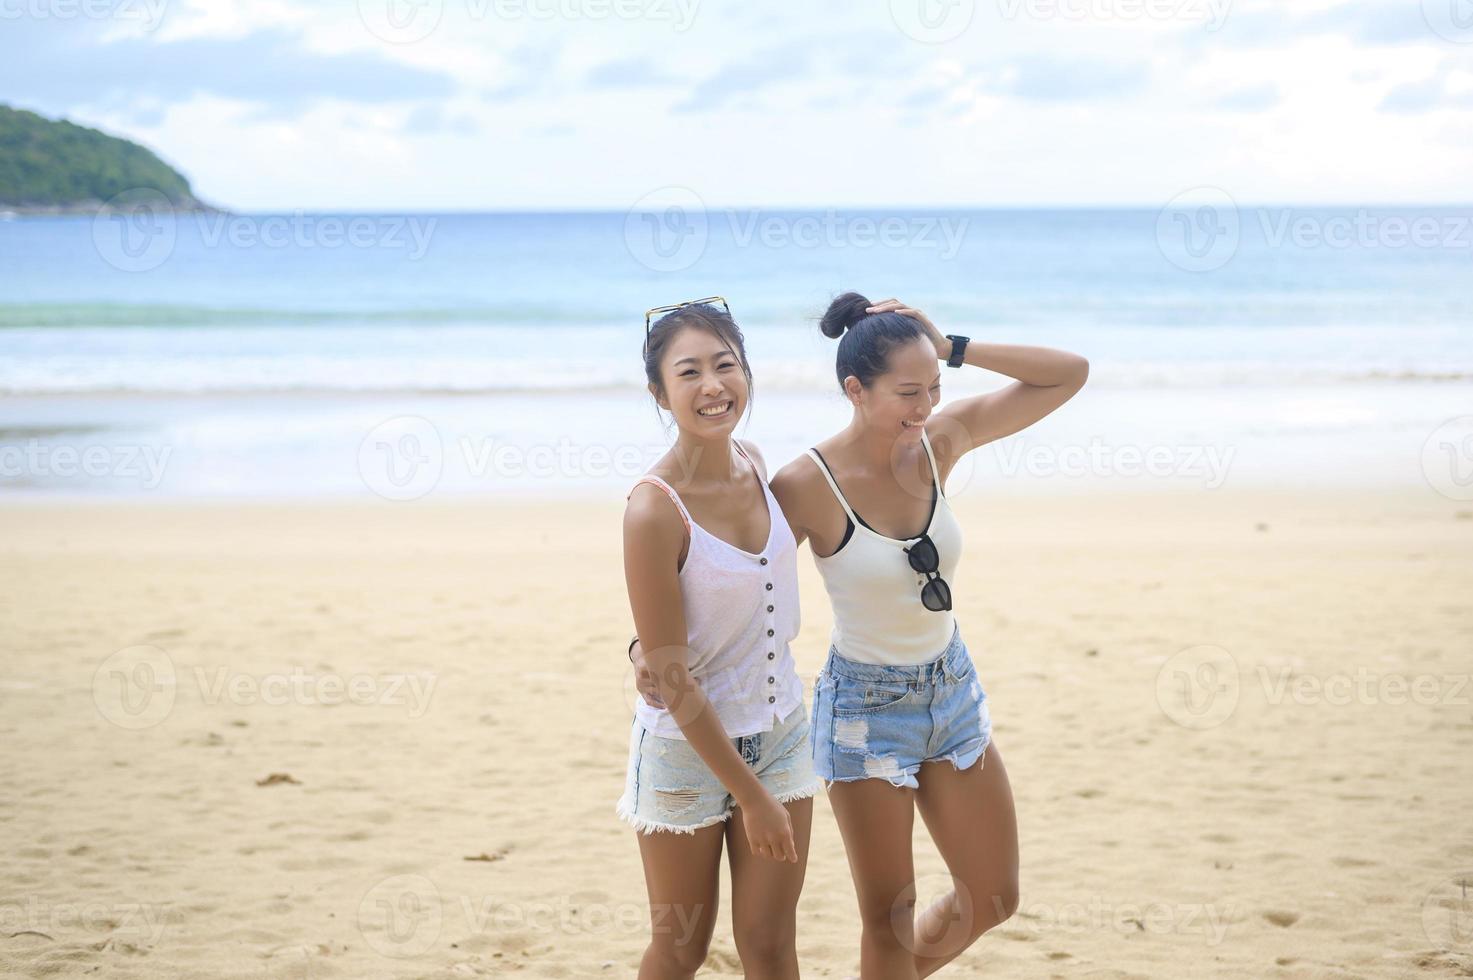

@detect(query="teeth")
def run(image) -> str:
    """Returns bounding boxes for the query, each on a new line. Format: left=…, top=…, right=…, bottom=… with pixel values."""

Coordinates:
left=699, top=402, right=732, bottom=417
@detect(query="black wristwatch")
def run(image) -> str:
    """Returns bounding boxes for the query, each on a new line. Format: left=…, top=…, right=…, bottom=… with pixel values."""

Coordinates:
left=944, top=334, right=970, bottom=368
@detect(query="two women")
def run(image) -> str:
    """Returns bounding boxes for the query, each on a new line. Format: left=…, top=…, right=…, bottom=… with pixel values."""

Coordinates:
left=622, top=293, right=1089, bottom=979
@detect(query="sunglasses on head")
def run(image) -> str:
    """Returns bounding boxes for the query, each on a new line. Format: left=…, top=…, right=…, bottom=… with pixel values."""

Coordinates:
left=644, top=296, right=730, bottom=352
left=904, top=533, right=953, bottom=612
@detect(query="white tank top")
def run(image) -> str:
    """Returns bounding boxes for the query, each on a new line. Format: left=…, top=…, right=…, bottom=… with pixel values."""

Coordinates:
left=628, top=443, right=805, bottom=740
left=805, top=430, right=963, bottom=666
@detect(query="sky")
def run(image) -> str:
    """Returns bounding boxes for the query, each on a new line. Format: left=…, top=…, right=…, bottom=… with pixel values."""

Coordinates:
left=1, top=0, right=1470, bottom=210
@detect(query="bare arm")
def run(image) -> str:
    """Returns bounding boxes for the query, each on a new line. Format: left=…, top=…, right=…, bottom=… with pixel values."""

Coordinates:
left=623, top=486, right=797, bottom=861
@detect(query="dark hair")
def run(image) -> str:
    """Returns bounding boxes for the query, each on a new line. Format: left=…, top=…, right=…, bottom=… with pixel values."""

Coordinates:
left=819, top=291, right=925, bottom=390
left=643, top=302, right=754, bottom=409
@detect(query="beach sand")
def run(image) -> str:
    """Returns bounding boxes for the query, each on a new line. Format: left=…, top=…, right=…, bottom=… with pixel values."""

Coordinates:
left=1, top=487, right=1470, bottom=978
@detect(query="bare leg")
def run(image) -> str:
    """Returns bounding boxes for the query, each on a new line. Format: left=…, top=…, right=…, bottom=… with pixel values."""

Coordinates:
left=635, top=821, right=727, bottom=979
left=726, top=796, right=814, bottom=979
left=912, top=741, right=1020, bottom=977
left=826, top=779, right=920, bottom=980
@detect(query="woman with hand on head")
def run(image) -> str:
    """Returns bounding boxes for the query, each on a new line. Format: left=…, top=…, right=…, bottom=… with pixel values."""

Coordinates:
left=619, top=298, right=820, bottom=980
left=768, top=292, right=1088, bottom=978
left=631, top=292, right=1088, bottom=977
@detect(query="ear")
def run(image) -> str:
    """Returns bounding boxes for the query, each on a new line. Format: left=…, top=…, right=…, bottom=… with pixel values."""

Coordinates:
left=648, top=382, right=671, bottom=412
left=842, top=375, right=864, bottom=406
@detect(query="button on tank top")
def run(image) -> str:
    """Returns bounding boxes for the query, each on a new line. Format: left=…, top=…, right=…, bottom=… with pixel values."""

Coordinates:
left=805, top=429, right=963, bottom=666
left=627, top=443, right=805, bottom=739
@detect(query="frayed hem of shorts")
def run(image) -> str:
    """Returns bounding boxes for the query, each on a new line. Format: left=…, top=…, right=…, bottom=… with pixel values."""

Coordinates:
left=934, top=734, right=991, bottom=774
left=615, top=799, right=733, bottom=836
left=817, top=771, right=919, bottom=791
left=770, top=782, right=822, bottom=804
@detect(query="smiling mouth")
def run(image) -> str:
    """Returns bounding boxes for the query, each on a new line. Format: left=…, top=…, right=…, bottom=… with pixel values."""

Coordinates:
left=698, top=401, right=734, bottom=418
left=901, top=419, right=925, bottom=429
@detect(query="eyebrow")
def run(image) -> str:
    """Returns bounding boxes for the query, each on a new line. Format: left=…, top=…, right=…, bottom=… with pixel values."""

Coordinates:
left=672, top=350, right=738, bottom=368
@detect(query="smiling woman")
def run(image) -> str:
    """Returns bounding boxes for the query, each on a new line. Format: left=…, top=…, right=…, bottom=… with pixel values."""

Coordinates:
left=619, top=297, right=818, bottom=977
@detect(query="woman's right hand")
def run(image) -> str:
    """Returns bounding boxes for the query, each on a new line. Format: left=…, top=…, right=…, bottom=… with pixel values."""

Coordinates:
left=739, top=790, right=799, bottom=863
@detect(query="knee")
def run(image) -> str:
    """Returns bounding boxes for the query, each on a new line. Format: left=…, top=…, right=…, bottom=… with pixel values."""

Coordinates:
left=976, top=876, right=1019, bottom=931
left=857, top=898, right=914, bottom=952
left=733, top=923, right=797, bottom=971
left=645, top=931, right=711, bottom=976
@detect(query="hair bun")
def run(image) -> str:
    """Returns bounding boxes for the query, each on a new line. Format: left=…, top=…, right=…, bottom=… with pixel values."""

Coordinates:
left=819, top=292, right=871, bottom=340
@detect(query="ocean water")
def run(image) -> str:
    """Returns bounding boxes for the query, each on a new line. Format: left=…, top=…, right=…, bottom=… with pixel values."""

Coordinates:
left=0, top=207, right=1470, bottom=498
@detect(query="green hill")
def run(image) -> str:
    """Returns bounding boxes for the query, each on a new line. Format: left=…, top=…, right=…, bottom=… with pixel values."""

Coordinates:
left=0, top=104, right=215, bottom=214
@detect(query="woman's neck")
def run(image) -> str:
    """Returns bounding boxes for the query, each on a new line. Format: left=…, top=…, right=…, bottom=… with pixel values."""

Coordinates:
left=670, top=431, right=739, bottom=487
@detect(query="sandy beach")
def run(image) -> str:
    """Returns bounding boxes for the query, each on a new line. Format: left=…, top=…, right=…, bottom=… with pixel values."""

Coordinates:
left=1, top=486, right=1470, bottom=979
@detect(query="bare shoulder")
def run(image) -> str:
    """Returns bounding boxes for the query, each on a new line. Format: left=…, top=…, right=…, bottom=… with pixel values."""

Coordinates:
left=770, top=453, right=825, bottom=511
left=623, top=482, right=686, bottom=546
left=736, top=438, right=769, bottom=482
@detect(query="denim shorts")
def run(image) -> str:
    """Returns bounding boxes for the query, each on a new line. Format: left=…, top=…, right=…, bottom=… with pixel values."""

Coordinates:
left=617, top=703, right=821, bottom=834
left=811, top=626, right=992, bottom=790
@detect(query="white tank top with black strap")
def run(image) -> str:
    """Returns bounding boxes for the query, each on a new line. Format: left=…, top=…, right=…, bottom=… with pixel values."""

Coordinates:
left=805, top=429, right=963, bottom=666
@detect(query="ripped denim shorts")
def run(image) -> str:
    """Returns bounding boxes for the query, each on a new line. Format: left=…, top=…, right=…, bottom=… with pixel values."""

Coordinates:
left=811, top=625, right=992, bottom=790
left=617, top=703, right=820, bottom=834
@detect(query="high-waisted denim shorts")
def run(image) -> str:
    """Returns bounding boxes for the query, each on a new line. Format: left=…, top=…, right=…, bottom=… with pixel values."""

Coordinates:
left=617, top=703, right=820, bottom=834
left=811, top=626, right=992, bottom=790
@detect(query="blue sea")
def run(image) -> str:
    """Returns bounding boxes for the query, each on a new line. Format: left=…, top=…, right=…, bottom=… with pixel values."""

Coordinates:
left=1, top=207, right=1469, bottom=498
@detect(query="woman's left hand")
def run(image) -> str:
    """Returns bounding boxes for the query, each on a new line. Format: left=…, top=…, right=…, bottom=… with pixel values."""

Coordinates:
left=865, top=298, right=951, bottom=361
